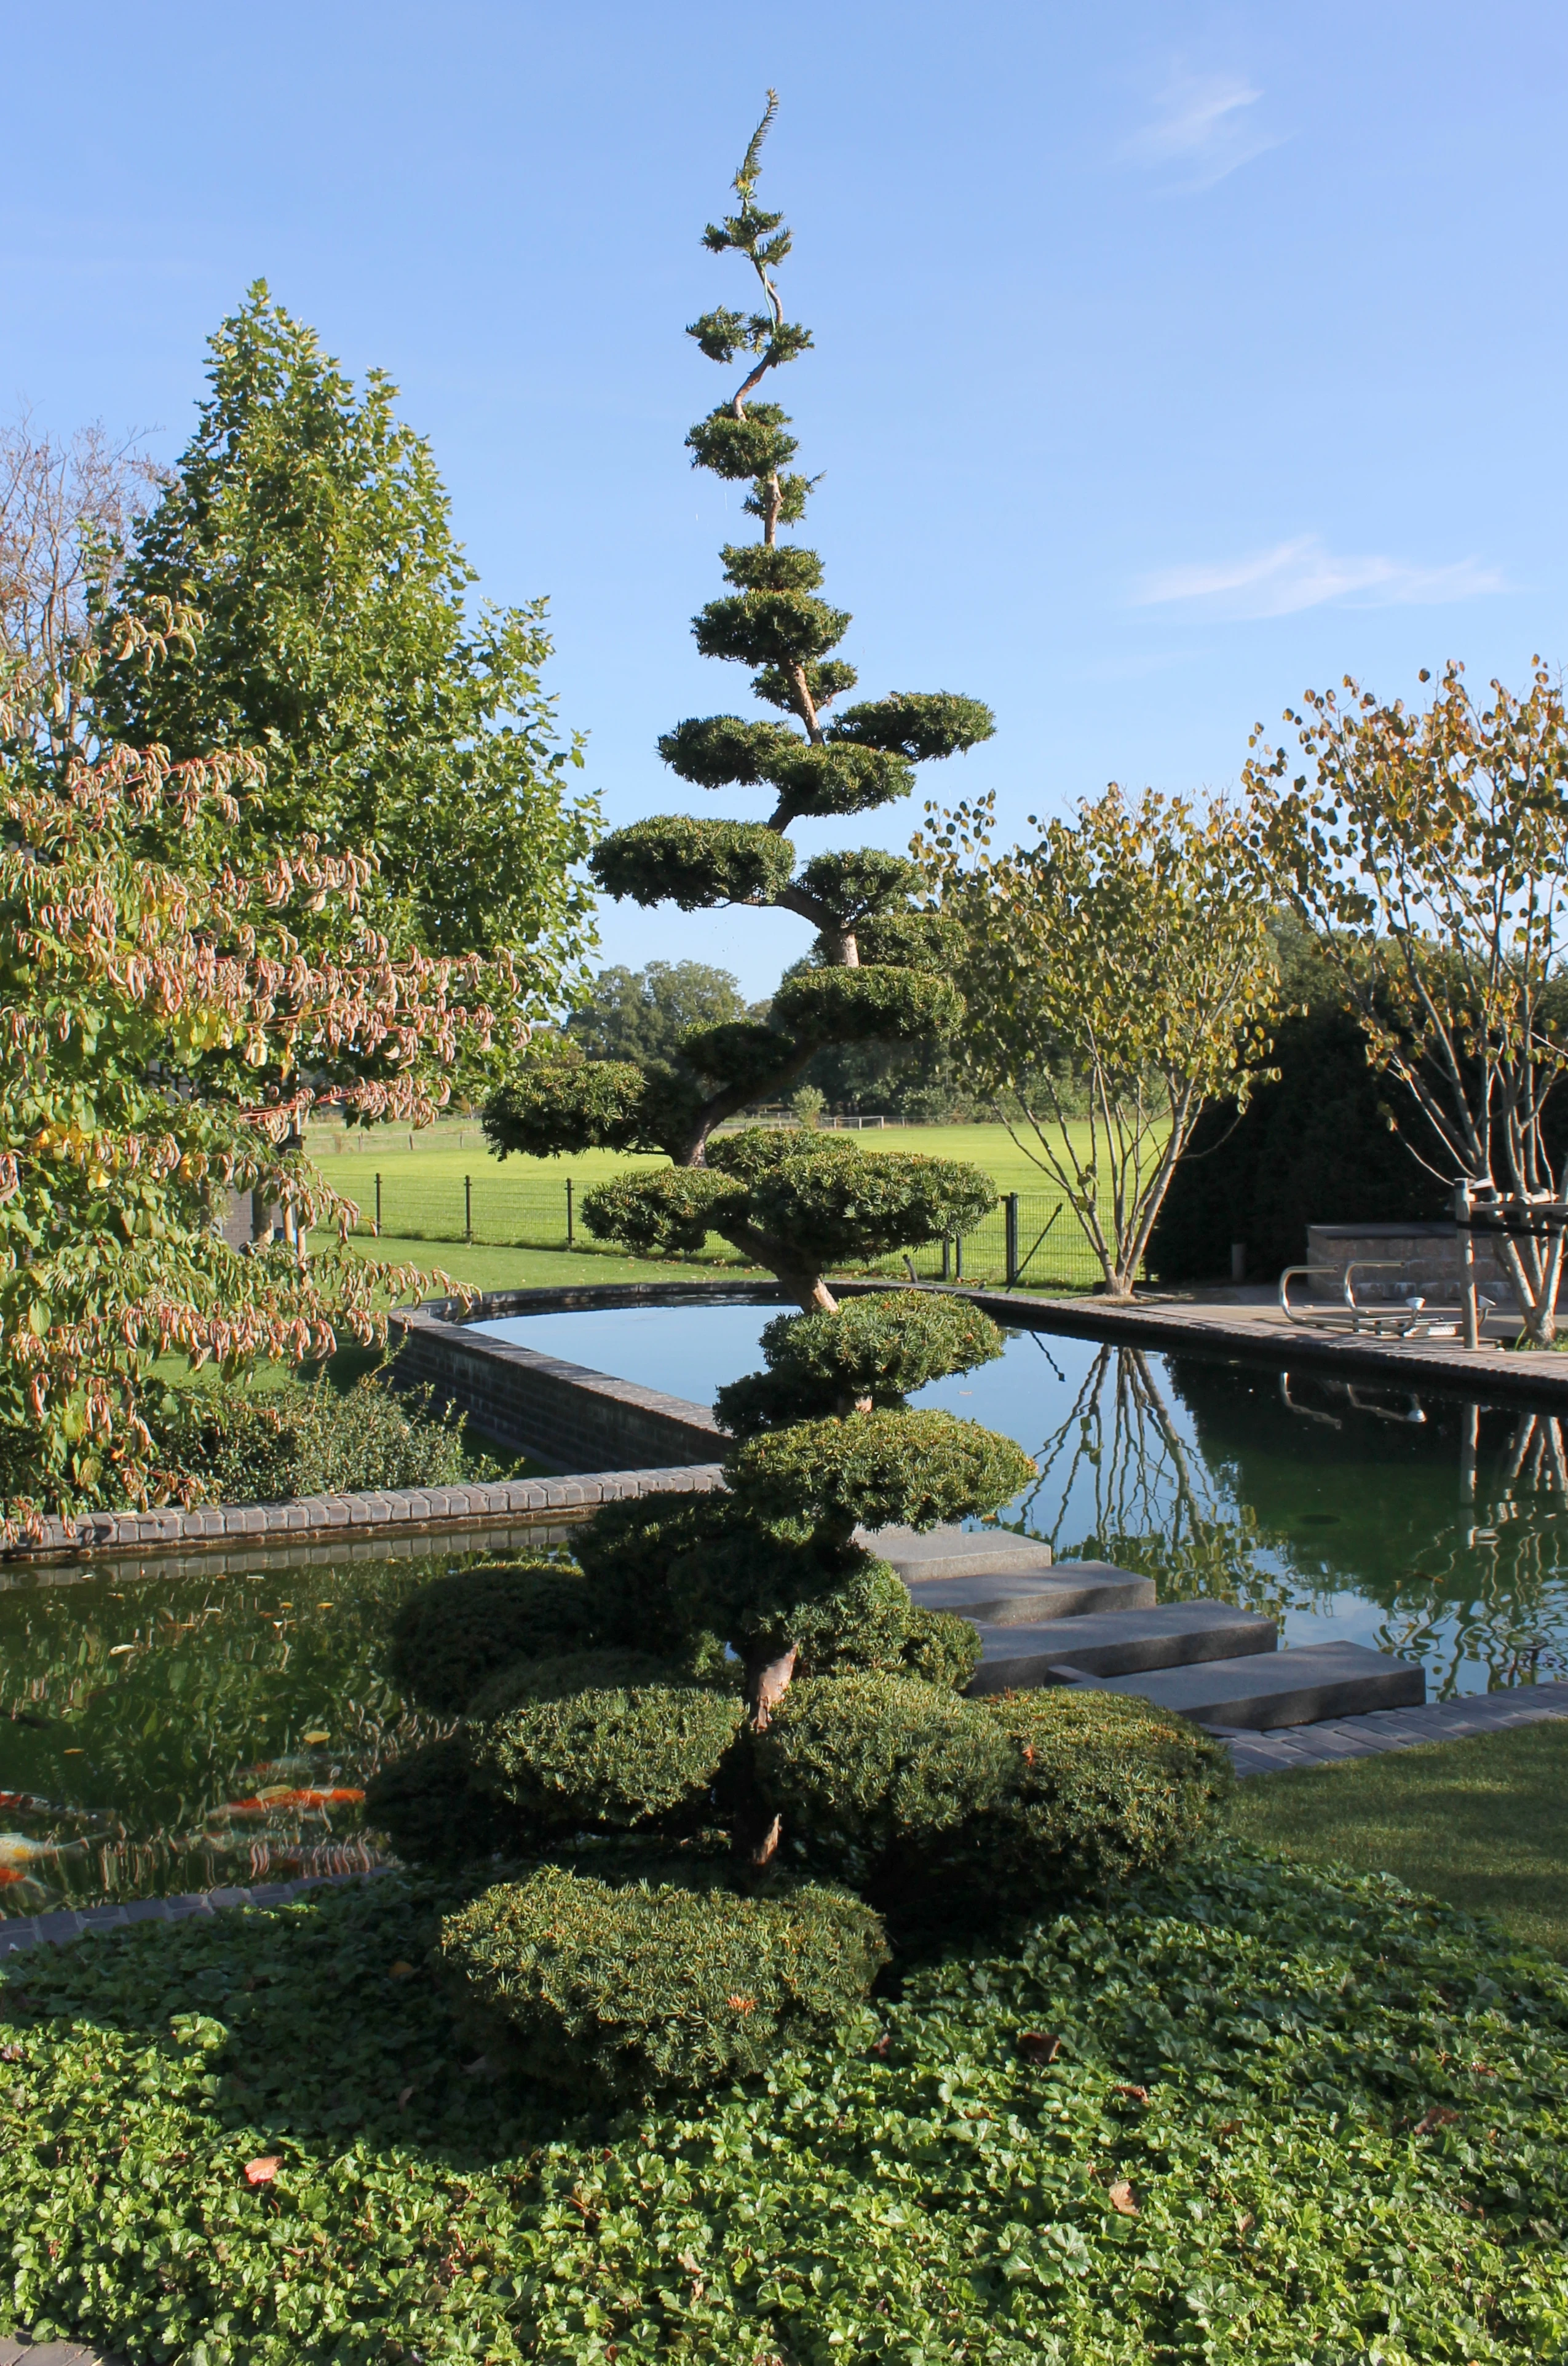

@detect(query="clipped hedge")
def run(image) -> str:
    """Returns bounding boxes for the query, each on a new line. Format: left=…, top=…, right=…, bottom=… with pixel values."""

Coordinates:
left=713, top=1289, right=1005, bottom=1437
left=439, top=1864, right=887, bottom=2098
left=471, top=1680, right=745, bottom=1834
left=755, top=1669, right=1012, bottom=1886
left=988, top=1687, right=1233, bottom=1894
left=731, top=1407, right=1035, bottom=1534
left=385, top=1562, right=593, bottom=1715
left=362, top=1736, right=521, bottom=1868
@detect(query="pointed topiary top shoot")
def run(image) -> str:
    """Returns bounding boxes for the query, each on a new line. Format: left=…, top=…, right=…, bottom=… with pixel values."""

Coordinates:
left=485, top=95, right=997, bottom=1306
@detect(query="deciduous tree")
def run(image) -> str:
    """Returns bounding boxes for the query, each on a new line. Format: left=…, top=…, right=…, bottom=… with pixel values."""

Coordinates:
left=1247, top=660, right=1568, bottom=1345
left=919, top=784, right=1280, bottom=1298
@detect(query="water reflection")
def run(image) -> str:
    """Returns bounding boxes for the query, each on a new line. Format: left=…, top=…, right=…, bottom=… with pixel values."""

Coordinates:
left=0, top=1557, right=459, bottom=1916
left=981, top=1339, right=1568, bottom=1702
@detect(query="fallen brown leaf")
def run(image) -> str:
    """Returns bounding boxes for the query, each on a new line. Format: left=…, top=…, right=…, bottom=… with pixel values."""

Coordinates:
left=244, top=2155, right=282, bottom=2185
left=1111, top=2083, right=1150, bottom=2104
left=387, top=1959, right=416, bottom=1980
left=1018, top=2030, right=1061, bottom=2064
left=1107, top=2180, right=1138, bottom=2216
left=1412, top=2105, right=1460, bottom=2137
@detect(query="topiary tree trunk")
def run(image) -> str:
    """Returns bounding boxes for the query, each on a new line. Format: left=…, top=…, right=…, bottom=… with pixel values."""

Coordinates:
left=483, top=95, right=995, bottom=1246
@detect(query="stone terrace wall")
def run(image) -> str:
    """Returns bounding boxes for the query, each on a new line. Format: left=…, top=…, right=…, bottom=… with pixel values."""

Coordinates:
left=387, top=1280, right=785, bottom=1471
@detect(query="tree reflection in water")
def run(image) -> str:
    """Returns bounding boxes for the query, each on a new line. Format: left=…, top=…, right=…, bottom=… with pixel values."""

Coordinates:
left=986, top=1336, right=1568, bottom=1702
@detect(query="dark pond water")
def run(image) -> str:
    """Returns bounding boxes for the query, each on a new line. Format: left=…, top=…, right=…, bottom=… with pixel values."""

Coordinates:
left=8, top=1301, right=1568, bottom=1917
left=487, top=1301, right=1568, bottom=1701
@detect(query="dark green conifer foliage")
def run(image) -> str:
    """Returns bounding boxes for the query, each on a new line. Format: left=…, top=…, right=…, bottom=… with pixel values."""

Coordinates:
left=484, top=95, right=994, bottom=1199
left=374, top=107, right=1227, bottom=2098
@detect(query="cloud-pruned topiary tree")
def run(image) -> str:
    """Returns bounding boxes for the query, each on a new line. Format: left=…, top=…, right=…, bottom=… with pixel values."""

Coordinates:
left=367, top=103, right=1230, bottom=2100
left=483, top=95, right=996, bottom=1291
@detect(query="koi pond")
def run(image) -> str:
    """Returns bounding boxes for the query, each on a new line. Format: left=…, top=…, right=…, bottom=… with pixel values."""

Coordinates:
left=6, top=1304, right=1568, bottom=1917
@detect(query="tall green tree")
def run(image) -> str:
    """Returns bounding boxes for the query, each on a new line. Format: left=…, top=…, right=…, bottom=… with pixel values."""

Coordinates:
left=101, top=285, right=599, bottom=972
left=484, top=93, right=992, bottom=1189
left=564, top=959, right=753, bottom=1066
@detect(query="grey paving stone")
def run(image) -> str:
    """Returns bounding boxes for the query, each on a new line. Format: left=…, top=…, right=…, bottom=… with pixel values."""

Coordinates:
left=970, top=1602, right=1275, bottom=1688
left=1084, top=1640, right=1425, bottom=1729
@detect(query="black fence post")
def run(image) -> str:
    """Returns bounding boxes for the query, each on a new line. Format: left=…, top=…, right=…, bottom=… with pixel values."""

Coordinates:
left=954, top=1234, right=964, bottom=1283
left=566, top=1177, right=574, bottom=1249
left=941, top=1235, right=952, bottom=1282
left=464, top=1174, right=472, bottom=1242
left=1005, top=1193, right=1020, bottom=1287
left=374, top=1173, right=382, bottom=1237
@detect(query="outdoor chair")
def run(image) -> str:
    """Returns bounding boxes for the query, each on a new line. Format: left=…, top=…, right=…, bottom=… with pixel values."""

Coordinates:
left=1278, top=1257, right=1495, bottom=1341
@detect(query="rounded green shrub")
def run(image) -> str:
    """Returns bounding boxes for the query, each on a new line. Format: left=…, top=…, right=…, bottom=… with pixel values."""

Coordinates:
left=363, top=1736, right=521, bottom=1868
left=465, top=1647, right=704, bottom=1724
left=899, top=1604, right=983, bottom=1690
left=713, top=1290, right=1005, bottom=1439
left=471, top=1680, right=746, bottom=1834
left=571, top=1491, right=732, bottom=1649
left=790, top=1555, right=915, bottom=1677
left=754, top=1669, right=1012, bottom=1885
left=731, top=1408, right=1035, bottom=1535
left=439, top=1865, right=888, bottom=2097
left=665, top=1522, right=857, bottom=1648
left=984, top=1688, right=1233, bottom=1897
left=386, top=1563, right=593, bottom=1715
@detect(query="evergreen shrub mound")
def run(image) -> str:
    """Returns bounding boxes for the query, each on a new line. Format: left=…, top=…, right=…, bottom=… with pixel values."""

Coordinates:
left=756, top=1669, right=1012, bottom=1884
left=152, top=1373, right=489, bottom=1509
left=441, top=1865, right=888, bottom=2100
left=471, top=1681, right=746, bottom=1834
left=715, top=1288, right=1004, bottom=1436
left=371, top=106, right=1221, bottom=2102
left=385, top=1561, right=592, bottom=1714
left=989, top=1688, right=1235, bottom=1892
left=362, top=1736, right=519, bottom=1868
left=464, top=1645, right=701, bottom=1723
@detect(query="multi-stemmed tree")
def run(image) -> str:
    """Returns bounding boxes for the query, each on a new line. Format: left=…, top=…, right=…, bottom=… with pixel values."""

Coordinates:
left=484, top=94, right=996, bottom=1292
left=368, top=106, right=1231, bottom=2102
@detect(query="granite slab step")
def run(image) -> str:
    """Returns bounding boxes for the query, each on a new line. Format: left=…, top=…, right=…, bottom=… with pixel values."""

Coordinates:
left=966, top=1602, right=1277, bottom=1690
left=1065, top=1641, right=1425, bottom=1730
left=857, top=1523, right=1055, bottom=1580
left=909, top=1565, right=1158, bottom=1622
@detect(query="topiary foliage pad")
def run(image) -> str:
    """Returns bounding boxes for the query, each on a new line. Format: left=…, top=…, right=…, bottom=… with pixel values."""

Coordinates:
left=440, top=1865, right=889, bottom=2098
left=385, top=1562, right=593, bottom=1716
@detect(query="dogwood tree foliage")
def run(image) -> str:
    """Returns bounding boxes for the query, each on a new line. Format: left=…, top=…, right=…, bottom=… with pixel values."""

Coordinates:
left=0, top=615, right=536, bottom=1533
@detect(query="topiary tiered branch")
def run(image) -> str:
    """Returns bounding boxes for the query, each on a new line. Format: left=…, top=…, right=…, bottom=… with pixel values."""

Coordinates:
left=484, top=95, right=995, bottom=1252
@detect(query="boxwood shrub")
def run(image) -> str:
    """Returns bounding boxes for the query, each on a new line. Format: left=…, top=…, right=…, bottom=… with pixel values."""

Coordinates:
left=987, top=1686, right=1234, bottom=1894
left=385, top=1561, right=593, bottom=1714
left=471, top=1680, right=746, bottom=1833
left=362, top=1735, right=521, bottom=1867
left=439, top=1863, right=888, bottom=2098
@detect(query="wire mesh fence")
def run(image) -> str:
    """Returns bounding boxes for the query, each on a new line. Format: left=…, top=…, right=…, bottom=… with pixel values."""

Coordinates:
left=338, top=1165, right=1131, bottom=1292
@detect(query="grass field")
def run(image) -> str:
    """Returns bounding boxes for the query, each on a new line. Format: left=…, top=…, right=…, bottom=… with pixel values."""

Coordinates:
left=314, top=1231, right=766, bottom=1293
left=1229, top=1718, right=1568, bottom=1958
left=302, top=1115, right=1130, bottom=1290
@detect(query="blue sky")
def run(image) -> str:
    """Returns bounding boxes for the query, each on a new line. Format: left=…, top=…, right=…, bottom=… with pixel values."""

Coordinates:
left=7, top=1, right=1564, bottom=996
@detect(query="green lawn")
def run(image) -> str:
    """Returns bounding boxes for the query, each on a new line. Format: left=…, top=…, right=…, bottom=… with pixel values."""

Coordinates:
left=1229, top=1717, right=1568, bottom=1958
left=312, top=1232, right=766, bottom=1294
left=304, top=1114, right=1103, bottom=1198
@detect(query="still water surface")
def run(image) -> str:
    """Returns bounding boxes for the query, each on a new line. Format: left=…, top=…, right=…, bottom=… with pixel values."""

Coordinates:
left=6, top=1303, right=1568, bottom=1915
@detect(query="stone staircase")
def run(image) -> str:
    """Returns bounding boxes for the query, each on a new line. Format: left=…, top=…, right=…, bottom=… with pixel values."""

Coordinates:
left=861, top=1525, right=1424, bottom=1729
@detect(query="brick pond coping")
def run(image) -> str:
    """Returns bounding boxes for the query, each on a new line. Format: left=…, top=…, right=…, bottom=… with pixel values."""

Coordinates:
left=3, top=1680, right=1567, bottom=1967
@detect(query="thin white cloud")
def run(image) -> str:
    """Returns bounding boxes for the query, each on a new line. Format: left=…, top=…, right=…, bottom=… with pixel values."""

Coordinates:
left=1134, top=536, right=1507, bottom=619
left=1122, top=68, right=1283, bottom=190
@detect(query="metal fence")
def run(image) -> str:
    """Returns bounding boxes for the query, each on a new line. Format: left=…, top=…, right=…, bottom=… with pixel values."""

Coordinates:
left=339, top=1167, right=1133, bottom=1292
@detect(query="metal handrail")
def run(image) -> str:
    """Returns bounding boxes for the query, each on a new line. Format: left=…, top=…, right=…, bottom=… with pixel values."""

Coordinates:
left=1279, top=1258, right=1494, bottom=1338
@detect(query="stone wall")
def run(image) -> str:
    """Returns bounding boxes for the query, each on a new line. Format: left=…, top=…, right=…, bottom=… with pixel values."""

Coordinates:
left=386, top=1281, right=785, bottom=1471
left=1304, top=1221, right=1552, bottom=1309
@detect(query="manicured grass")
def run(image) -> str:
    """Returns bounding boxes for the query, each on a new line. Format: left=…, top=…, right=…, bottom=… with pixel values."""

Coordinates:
left=304, top=1115, right=1111, bottom=1198
left=314, top=1231, right=765, bottom=1294
left=4, top=1848, right=1566, bottom=2362
left=1229, top=1717, right=1568, bottom=1958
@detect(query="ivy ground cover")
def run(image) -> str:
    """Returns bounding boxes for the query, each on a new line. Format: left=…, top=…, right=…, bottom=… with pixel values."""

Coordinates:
left=2, top=1847, right=1567, bottom=2363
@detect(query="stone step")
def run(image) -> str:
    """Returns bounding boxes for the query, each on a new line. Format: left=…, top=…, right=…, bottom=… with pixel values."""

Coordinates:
left=967, top=1602, right=1277, bottom=1690
left=1064, top=1642, right=1425, bottom=1730
left=911, top=1566, right=1158, bottom=1623
left=857, top=1522, right=1055, bottom=1580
